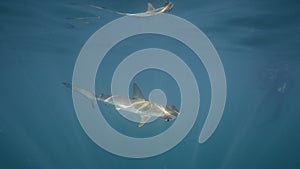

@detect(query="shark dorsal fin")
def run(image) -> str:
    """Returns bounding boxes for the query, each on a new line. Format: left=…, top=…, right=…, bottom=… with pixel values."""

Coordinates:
left=138, top=115, right=151, bottom=127
left=147, top=3, right=155, bottom=11
left=133, top=83, right=145, bottom=99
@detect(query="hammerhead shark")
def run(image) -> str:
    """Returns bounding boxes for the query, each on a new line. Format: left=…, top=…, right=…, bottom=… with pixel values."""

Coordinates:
left=63, top=82, right=179, bottom=127
left=86, top=1, right=174, bottom=17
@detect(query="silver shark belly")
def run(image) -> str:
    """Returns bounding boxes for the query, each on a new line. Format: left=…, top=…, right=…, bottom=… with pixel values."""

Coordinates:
left=101, top=96, right=165, bottom=117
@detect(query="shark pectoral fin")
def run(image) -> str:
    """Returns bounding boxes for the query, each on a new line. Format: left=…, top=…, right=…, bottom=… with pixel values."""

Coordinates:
left=147, top=3, right=155, bottom=11
left=138, top=115, right=151, bottom=127
left=115, top=107, right=121, bottom=111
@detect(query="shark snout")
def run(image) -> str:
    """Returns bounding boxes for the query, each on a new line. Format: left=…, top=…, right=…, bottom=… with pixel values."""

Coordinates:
left=164, top=1, right=174, bottom=12
left=163, top=105, right=179, bottom=121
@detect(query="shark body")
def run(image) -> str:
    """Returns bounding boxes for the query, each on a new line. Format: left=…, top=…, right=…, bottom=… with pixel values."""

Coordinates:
left=63, top=82, right=179, bottom=127
left=87, top=2, right=174, bottom=17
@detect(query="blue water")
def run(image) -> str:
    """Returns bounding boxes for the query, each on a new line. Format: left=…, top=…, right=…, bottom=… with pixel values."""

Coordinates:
left=1, top=0, right=300, bottom=168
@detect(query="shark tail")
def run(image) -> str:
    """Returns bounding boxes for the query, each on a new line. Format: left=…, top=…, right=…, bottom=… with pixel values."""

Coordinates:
left=85, top=4, right=128, bottom=16
left=63, top=82, right=98, bottom=108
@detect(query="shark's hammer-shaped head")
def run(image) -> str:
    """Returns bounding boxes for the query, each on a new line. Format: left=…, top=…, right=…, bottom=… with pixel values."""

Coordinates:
left=163, top=1, right=174, bottom=12
left=163, top=105, right=180, bottom=122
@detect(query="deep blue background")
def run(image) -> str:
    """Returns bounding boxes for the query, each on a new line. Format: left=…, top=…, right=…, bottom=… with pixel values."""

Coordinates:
left=0, top=0, right=299, bottom=168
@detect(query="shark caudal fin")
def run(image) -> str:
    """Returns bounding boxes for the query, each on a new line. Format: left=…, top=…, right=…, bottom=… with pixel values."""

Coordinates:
left=63, top=82, right=98, bottom=108
left=133, top=83, right=145, bottom=100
